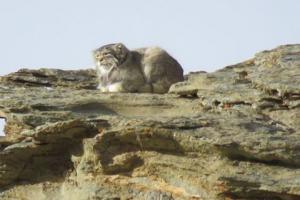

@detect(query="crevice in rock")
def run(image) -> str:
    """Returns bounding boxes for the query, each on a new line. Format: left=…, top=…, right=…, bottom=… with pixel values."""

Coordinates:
left=221, top=101, right=252, bottom=109
left=267, top=89, right=280, bottom=96
left=11, top=78, right=52, bottom=87
left=30, top=104, right=59, bottom=111
left=260, top=97, right=283, bottom=104
left=217, top=143, right=300, bottom=169
left=28, top=71, right=50, bottom=78
left=94, top=129, right=185, bottom=174
left=0, top=137, right=87, bottom=189
left=220, top=178, right=300, bottom=200
left=0, top=119, right=99, bottom=188
left=213, top=100, right=221, bottom=107
left=70, top=102, right=118, bottom=116
left=252, top=84, right=300, bottom=111
left=0, top=139, right=82, bottom=191
left=16, top=140, right=78, bottom=184
left=284, top=92, right=300, bottom=100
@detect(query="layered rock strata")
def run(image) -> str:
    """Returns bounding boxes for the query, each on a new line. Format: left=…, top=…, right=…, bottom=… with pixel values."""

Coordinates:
left=0, top=44, right=300, bottom=199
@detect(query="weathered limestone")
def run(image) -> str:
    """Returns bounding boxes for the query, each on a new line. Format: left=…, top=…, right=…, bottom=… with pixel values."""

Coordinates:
left=0, top=44, right=300, bottom=199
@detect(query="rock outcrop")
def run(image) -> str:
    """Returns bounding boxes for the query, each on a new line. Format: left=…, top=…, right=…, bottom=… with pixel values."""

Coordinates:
left=0, top=44, right=300, bottom=200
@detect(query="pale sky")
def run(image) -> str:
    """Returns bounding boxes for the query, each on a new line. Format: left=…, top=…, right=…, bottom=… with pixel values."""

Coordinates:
left=0, top=0, right=300, bottom=75
left=0, top=119, right=4, bottom=136
left=0, top=0, right=300, bottom=135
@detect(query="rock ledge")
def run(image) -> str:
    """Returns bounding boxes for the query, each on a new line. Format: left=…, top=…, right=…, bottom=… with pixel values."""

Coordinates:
left=1, top=44, right=300, bottom=200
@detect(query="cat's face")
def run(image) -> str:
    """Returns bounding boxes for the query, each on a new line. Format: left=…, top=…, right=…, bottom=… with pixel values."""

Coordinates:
left=93, top=43, right=130, bottom=69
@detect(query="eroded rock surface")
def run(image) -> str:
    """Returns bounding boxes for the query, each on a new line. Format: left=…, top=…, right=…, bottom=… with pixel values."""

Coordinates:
left=1, top=44, right=300, bottom=199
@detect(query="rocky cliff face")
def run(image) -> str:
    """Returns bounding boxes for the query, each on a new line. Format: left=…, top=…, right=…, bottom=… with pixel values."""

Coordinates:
left=0, top=44, right=300, bottom=200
